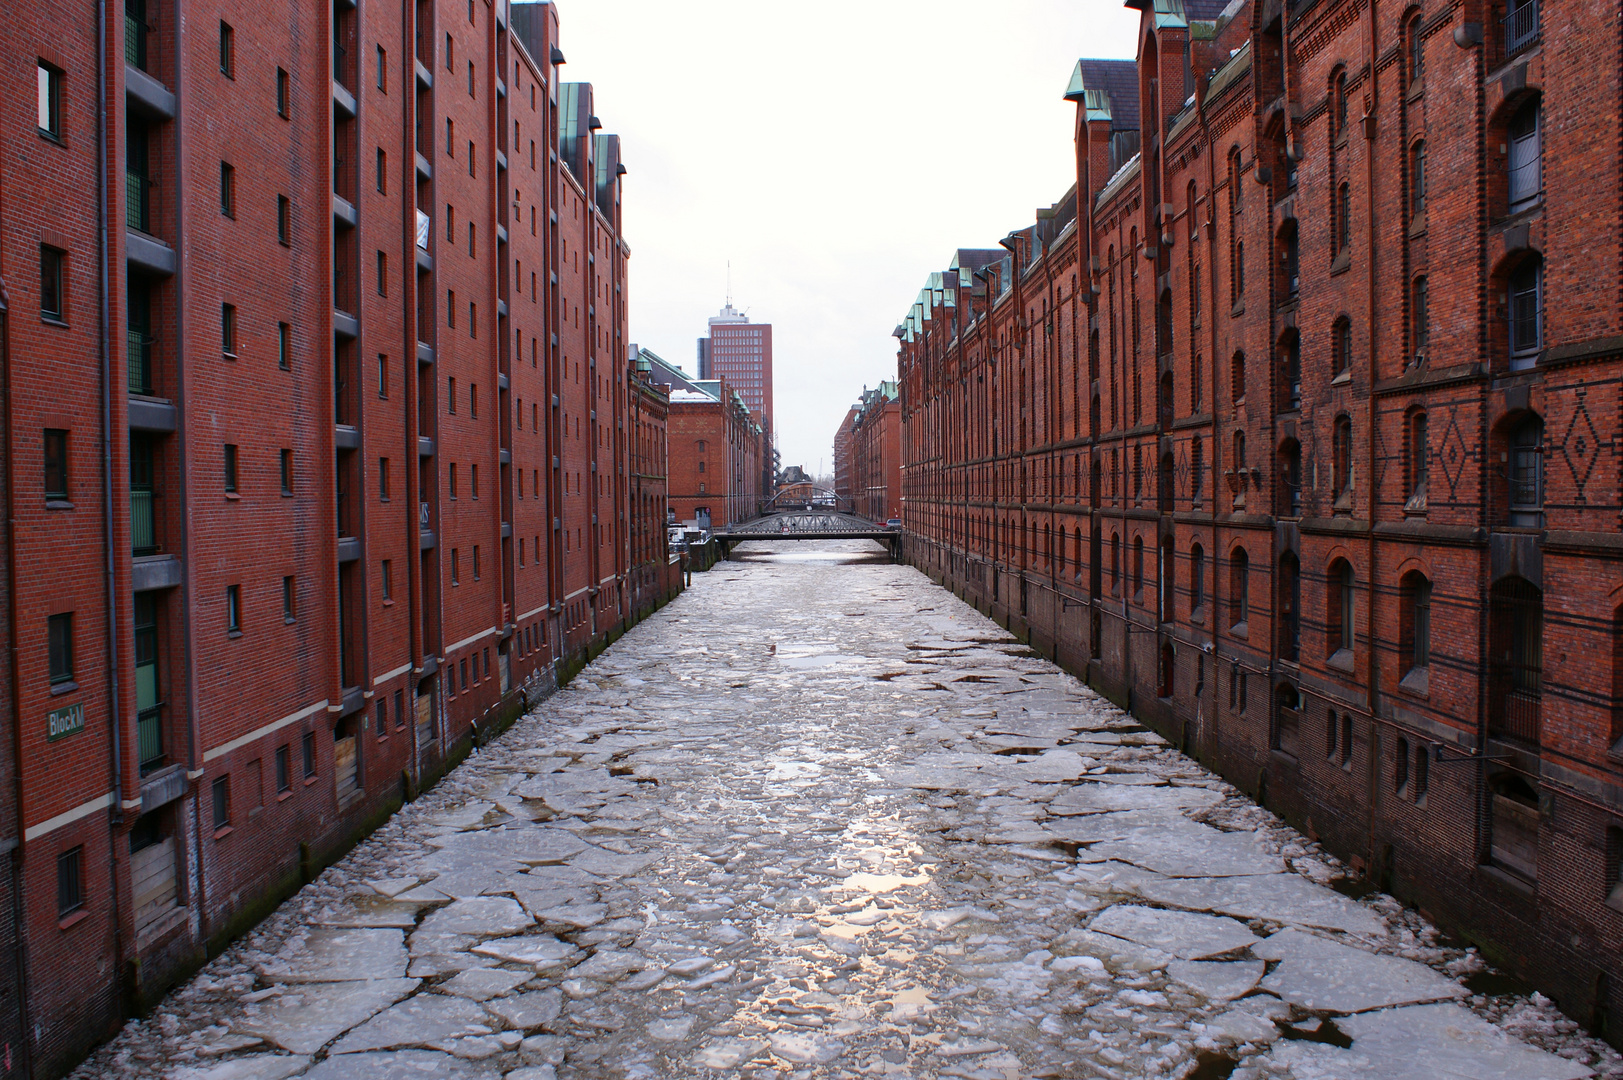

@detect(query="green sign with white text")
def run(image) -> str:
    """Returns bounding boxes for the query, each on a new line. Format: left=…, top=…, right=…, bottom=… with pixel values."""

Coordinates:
left=47, top=703, right=85, bottom=742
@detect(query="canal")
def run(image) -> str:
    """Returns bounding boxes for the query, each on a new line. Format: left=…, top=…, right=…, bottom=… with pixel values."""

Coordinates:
left=77, top=541, right=1615, bottom=1080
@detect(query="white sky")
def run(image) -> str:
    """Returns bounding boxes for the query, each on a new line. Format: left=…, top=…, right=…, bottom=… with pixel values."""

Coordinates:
left=554, top=1, right=1142, bottom=476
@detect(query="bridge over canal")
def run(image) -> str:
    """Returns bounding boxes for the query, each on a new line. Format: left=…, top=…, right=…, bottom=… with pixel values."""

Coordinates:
left=714, top=511, right=900, bottom=559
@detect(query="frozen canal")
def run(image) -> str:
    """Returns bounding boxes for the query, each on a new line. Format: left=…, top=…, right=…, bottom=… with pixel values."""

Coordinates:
left=80, top=542, right=1622, bottom=1080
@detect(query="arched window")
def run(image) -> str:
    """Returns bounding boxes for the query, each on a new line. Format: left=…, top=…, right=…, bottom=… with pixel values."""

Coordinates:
left=1230, top=148, right=1243, bottom=215
left=1230, top=548, right=1250, bottom=629
left=1508, top=414, right=1544, bottom=526
left=1410, top=139, right=1427, bottom=218
left=1057, top=526, right=1066, bottom=573
left=1235, top=240, right=1245, bottom=298
left=1274, top=683, right=1302, bottom=757
left=1332, top=316, right=1352, bottom=378
left=1396, top=736, right=1411, bottom=793
left=1328, top=558, right=1355, bottom=657
left=1509, top=256, right=1543, bottom=368
left=1399, top=570, right=1432, bottom=677
left=1231, top=352, right=1246, bottom=404
left=1407, top=13, right=1424, bottom=84
left=1412, top=275, right=1430, bottom=363
left=1133, top=536, right=1145, bottom=599
left=1508, top=97, right=1542, bottom=211
left=1191, top=544, right=1206, bottom=611
left=1280, top=219, right=1300, bottom=300
left=1336, top=183, right=1352, bottom=254
left=1333, top=70, right=1349, bottom=139
left=1332, top=415, right=1353, bottom=502
left=1406, top=409, right=1429, bottom=509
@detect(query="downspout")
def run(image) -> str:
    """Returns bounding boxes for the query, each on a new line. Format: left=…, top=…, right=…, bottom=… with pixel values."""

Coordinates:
left=3, top=267, right=38, bottom=1076
left=95, top=0, right=130, bottom=1003
left=1363, top=0, right=1383, bottom=871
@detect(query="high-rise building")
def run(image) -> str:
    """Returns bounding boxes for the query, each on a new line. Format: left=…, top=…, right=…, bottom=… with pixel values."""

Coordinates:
left=696, top=303, right=772, bottom=428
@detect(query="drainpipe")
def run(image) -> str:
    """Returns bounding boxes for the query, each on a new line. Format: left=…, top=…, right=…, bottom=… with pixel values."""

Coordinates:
left=1363, top=0, right=1383, bottom=872
left=95, top=0, right=131, bottom=1007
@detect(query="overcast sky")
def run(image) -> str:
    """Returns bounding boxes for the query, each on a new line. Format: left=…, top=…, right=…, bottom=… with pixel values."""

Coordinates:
left=554, top=1, right=1142, bottom=477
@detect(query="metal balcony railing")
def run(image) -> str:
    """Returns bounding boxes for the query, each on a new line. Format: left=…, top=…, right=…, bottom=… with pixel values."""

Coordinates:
left=131, top=488, right=157, bottom=555
left=126, top=171, right=153, bottom=233
left=1504, top=0, right=1539, bottom=54
left=125, top=1, right=153, bottom=71
left=138, top=706, right=164, bottom=773
left=128, top=330, right=155, bottom=394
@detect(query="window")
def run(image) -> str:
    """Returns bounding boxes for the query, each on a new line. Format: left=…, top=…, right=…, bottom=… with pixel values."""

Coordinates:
left=468, top=143, right=475, bottom=175
left=1412, top=276, right=1429, bottom=362
left=473, top=544, right=481, bottom=580
left=57, top=847, right=84, bottom=918
left=1395, top=737, right=1410, bottom=793
left=447, top=290, right=456, bottom=328
left=40, top=246, right=65, bottom=321
left=221, top=304, right=237, bottom=356
left=226, top=584, right=242, bottom=634
left=451, top=548, right=460, bottom=585
left=377, top=353, right=389, bottom=398
left=1235, top=241, right=1245, bottom=298
left=445, top=31, right=454, bottom=70
left=1332, top=317, right=1352, bottom=377
left=277, top=323, right=290, bottom=370
left=449, top=463, right=458, bottom=499
left=1230, top=548, right=1250, bottom=629
left=275, top=745, right=291, bottom=792
left=1408, top=13, right=1424, bottom=84
left=282, top=576, right=295, bottom=621
left=1508, top=99, right=1542, bottom=211
left=468, top=60, right=475, bottom=96
left=212, top=776, right=230, bottom=830
left=277, top=195, right=291, bottom=245
left=1231, top=352, right=1246, bottom=403
left=471, top=463, right=479, bottom=498
left=376, top=45, right=387, bottom=91
left=1508, top=415, right=1544, bottom=526
left=1333, top=71, right=1348, bottom=139
left=1407, top=411, right=1428, bottom=508
left=279, top=449, right=293, bottom=495
left=1509, top=258, right=1543, bottom=365
left=468, top=222, right=476, bottom=255
left=379, top=457, right=391, bottom=500
left=1336, top=183, right=1351, bottom=254
left=446, top=118, right=455, bottom=156
left=1329, top=560, right=1355, bottom=657
left=468, top=302, right=476, bottom=336
left=48, top=612, right=74, bottom=685
left=1332, top=416, right=1353, bottom=501
left=1341, top=714, right=1354, bottom=766
left=375, top=250, right=387, bottom=296
left=44, top=428, right=69, bottom=500
left=220, top=162, right=236, bottom=216
left=37, top=62, right=62, bottom=137
left=224, top=443, right=239, bottom=493
left=375, top=147, right=388, bottom=195
left=1279, top=553, right=1300, bottom=662
left=1191, top=545, right=1205, bottom=611
left=447, top=377, right=456, bottom=412
left=276, top=68, right=290, bottom=117
left=1133, top=537, right=1144, bottom=598
left=382, top=559, right=393, bottom=601
left=219, top=22, right=235, bottom=76
left=1400, top=571, right=1432, bottom=675
left=1410, top=140, right=1426, bottom=218
left=302, top=730, right=316, bottom=777
left=470, top=384, right=478, bottom=418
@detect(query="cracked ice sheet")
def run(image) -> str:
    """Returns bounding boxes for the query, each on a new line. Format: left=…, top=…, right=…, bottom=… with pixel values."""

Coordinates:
left=1088, top=904, right=1261, bottom=959
left=1255, top=928, right=1467, bottom=1013
left=256, top=928, right=408, bottom=983
left=299, top=1050, right=500, bottom=1080
left=1136, top=871, right=1387, bottom=934
left=1257, top=1004, right=1593, bottom=1079
left=329, top=992, right=492, bottom=1054
left=232, top=979, right=418, bottom=1055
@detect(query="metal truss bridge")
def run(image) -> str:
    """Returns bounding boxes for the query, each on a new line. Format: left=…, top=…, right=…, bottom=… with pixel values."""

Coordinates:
left=715, top=511, right=901, bottom=558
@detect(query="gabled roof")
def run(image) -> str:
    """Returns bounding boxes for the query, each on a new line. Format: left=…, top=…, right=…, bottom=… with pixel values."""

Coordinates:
left=1065, top=59, right=1139, bottom=132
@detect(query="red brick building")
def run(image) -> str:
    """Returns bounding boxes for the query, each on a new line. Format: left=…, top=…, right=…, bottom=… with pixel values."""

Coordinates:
left=664, top=385, right=765, bottom=530
left=838, top=383, right=901, bottom=523
left=899, top=0, right=1623, bottom=1044
left=1, top=1, right=672, bottom=1073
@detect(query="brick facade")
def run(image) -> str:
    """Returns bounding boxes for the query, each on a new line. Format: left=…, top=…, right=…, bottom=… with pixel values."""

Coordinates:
left=836, top=383, right=901, bottom=523
left=666, top=387, right=765, bottom=530
left=898, top=0, right=1623, bottom=1046
left=1, top=1, right=672, bottom=1073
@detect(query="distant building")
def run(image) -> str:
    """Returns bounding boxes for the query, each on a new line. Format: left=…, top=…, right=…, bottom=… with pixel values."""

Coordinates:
left=834, top=386, right=900, bottom=522
left=832, top=406, right=859, bottom=510
left=643, top=353, right=765, bottom=529
left=696, top=303, right=772, bottom=429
